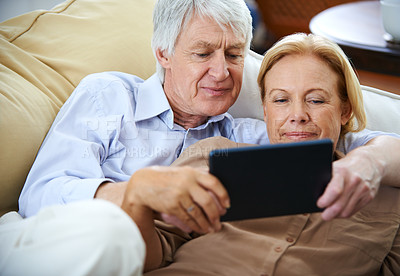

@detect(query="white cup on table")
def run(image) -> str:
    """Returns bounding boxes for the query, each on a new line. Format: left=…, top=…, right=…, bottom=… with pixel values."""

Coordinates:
left=380, top=0, right=400, bottom=43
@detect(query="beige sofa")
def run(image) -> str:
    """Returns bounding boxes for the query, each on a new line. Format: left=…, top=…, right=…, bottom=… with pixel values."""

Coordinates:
left=1, top=0, right=399, bottom=216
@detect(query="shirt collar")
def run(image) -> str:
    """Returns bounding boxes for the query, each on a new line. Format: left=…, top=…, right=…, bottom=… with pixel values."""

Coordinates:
left=134, top=74, right=171, bottom=122
left=187, top=113, right=232, bottom=131
left=159, top=112, right=230, bottom=131
left=204, top=113, right=230, bottom=127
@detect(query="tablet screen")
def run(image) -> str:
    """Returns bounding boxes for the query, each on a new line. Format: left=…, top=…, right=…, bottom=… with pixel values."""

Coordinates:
left=209, top=139, right=333, bottom=221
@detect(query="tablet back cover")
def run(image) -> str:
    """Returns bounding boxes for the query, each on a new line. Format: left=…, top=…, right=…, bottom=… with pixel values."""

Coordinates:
left=209, top=139, right=332, bottom=221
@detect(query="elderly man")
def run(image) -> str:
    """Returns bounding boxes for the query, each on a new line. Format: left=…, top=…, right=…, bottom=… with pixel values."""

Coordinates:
left=7, top=0, right=400, bottom=275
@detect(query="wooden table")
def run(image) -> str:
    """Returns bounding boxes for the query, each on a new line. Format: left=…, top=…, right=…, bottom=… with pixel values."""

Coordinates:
left=310, top=0, right=400, bottom=95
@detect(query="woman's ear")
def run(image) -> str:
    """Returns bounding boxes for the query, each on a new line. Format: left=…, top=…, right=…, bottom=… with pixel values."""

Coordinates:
left=263, top=103, right=268, bottom=123
left=341, top=100, right=352, bottom=125
left=155, top=49, right=171, bottom=69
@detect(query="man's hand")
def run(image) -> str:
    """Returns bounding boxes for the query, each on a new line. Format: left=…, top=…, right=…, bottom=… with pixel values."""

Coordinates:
left=122, top=166, right=230, bottom=234
left=120, top=166, right=229, bottom=271
left=160, top=190, right=227, bottom=233
left=317, top=141, right=385, bottom=220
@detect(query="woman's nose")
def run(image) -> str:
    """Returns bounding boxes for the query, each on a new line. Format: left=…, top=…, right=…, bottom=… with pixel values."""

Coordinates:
left=288, top=102, right=310, bottom=124
left=208, top=53, right=229, bottom=81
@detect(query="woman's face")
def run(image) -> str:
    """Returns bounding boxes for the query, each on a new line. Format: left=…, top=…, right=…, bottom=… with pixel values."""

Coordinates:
left=263, top=54, right=351, bottom=149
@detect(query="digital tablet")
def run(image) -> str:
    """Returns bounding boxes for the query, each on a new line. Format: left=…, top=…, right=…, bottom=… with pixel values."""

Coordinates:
left=209, top=139, right=333, bottom=221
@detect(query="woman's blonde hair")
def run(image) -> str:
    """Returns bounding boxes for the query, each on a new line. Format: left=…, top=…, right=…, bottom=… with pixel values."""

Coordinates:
left=257, top=33, right=366, bottom=135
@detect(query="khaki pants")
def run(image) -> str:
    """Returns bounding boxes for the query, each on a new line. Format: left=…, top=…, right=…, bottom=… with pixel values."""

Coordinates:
left=0, top=200, right=145, bottom=276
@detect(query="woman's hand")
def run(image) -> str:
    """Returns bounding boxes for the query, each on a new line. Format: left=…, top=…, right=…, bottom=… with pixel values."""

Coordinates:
left=317, top=147, right=383, bottom=220
left=122, top=166, right=230, bottom=234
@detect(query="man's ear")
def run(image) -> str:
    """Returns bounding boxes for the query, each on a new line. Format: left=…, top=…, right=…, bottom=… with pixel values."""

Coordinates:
left=341, top=100, right=352, bottom=125
left=155, top=49, right=171, bottom=69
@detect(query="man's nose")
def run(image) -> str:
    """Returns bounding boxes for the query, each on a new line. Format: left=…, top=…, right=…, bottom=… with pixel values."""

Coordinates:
left=208, top=53, right=229, bottom=81
left=289, top=102, right=310, bottom=123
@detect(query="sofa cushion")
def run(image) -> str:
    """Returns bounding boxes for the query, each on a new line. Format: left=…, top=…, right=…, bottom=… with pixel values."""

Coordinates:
left=0, top=0, right=156, bottom=215
left=361, top=86, right=400, bottom=135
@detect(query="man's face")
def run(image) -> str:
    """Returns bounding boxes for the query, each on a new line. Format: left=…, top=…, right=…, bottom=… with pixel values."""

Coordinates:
left=263, top=54, right=351, bottom=149
left=159, top=15, right=246, bottom=124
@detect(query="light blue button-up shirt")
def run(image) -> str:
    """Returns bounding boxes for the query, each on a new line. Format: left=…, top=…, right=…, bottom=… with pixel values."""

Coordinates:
left=19, top=72, right=268, bottom=217
left=18, top=72, right=396, bottom=217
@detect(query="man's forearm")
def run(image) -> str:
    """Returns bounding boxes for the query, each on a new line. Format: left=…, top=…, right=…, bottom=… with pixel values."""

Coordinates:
left=94, top=181, right=128, bottom=206
left=317, top=135, right=400, bottom=220
left=125, top=205, right=163, bottom=272
left=360, top=136, right=400, bottom=187
left=96, top=180, right=164, bottom=271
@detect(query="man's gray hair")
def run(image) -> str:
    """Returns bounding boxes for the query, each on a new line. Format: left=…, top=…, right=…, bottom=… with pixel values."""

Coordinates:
left=152, top=0, right=253, bottom=82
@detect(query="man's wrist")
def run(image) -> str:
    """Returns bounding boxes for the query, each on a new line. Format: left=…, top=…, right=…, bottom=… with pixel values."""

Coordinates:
left=94, top=181, right=127, bottom=207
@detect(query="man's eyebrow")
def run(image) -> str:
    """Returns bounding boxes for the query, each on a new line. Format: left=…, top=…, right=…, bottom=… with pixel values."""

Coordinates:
left=190, top=41, right=245, bottom=50
left=228, top=43, right=246, bottom=50
left=191, top=41, right=215, bottom=49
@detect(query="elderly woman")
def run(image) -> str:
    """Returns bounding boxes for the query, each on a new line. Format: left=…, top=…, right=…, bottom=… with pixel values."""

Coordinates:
left=130, top=33, right=400, bottom=275
left=257, top=33, right=372, bottom=221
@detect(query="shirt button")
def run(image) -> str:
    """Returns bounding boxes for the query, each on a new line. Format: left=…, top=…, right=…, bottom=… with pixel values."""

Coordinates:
left=286, top=237, right=294, bottom=243
left=274, top=246, right=282, bottom=252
